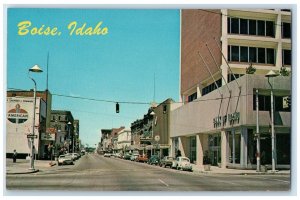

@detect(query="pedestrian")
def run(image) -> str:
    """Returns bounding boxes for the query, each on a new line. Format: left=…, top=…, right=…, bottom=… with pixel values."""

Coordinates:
left=12, top=149, right=17, bottom=163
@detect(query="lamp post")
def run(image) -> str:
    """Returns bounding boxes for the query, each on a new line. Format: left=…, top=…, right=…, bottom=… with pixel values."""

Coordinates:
left=67, top=121, right=72, bottom=153
left=150, top=111, right=155, bottom=155
left=28, top=64, right=43, bottom=171
left=265, top=70, right=279, bottom=172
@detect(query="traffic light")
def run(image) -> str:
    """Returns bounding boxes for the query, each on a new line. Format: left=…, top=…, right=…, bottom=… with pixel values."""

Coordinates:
left=116, top=102, right=119, bottom=113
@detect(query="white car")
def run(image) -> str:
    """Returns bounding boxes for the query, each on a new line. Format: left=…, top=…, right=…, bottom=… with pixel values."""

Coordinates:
left=58, top=155, right=74, bottom=166
left=104, top=153, right=111, bottom=157
left=175, top=156, right=193, bottom=171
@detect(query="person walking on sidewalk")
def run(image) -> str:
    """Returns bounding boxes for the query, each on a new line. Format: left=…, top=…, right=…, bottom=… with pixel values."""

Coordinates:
left=12, top=149, right=17, bottom=163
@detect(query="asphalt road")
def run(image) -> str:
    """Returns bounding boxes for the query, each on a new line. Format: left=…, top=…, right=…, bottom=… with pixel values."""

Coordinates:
left=6, top=153, right=291, bottom=193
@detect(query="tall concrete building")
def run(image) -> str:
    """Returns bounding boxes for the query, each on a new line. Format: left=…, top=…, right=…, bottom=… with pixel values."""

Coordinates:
left=171, top=9, right=291, bottom=170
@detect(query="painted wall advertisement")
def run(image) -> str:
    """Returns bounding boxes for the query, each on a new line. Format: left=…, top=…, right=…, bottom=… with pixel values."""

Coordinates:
left=6, top=97, right=46, bottom=154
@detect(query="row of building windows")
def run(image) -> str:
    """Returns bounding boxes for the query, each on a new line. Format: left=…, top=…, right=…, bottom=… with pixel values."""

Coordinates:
left=202, top=79, right=222, bottom=96
left=227, top=17, right=291, bottom=39
left=228, top=45, right=291, bottom=66
left=228, top=45, right=275, bottom=64
left=228, top=17, right=275, bottom=37
left=51, top=115, right=70, bottom=122
left=227, top=74, right=244, bottom=83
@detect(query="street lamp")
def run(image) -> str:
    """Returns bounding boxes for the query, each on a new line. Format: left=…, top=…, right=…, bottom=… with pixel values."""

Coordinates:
left=67, top=121, right=72, bottom=153
left=28, top=64, right=43, bottom=171
left=265, top=70, right=279, bottom=172
left=150, top=111, right=155, bottom=155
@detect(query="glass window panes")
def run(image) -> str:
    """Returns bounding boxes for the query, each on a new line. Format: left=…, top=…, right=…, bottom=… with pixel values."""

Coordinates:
left=267, top=48, right=275, bottom=64
left=231, top=18, right=239, bottom=34
left=282, top=22, right=291, bottom=38
left=257, top=20, right=266, bottom=36
left=227, top=18, right=230, bottom=33
left=240, top=19, right=248, bottom=34
left=231, top=46, right=239, bottom=61
left=240, top=46, right=248, bottom=62
left=228, top=45, right=231, bottom=61
left=283, top=49, right=291, bottom=65
left=258, top=48, right=266, bottom=63
left=249, top=20, right=257, bottom=35
left=249, top=47, right=257, bottom=63
left=266, top=21, right=274, bottom=37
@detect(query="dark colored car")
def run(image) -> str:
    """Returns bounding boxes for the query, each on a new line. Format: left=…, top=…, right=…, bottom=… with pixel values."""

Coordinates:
left=148, top=155, right=160, bottom=165
left=160, top=156, right=175, bottom=168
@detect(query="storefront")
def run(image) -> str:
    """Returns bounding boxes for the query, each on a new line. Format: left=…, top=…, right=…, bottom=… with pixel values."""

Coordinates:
left=170, top=75, right=291, bottom=169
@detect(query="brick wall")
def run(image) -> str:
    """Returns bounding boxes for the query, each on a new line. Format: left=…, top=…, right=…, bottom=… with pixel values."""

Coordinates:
left=181, top=9, right=222, bottom=94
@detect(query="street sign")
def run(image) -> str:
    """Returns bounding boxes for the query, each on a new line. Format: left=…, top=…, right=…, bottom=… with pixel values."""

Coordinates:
left=27, top=134, right=37, bottom=139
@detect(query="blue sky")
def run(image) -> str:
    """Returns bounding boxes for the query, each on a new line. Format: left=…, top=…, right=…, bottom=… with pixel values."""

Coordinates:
left=7, top=8, right=180, bottom=147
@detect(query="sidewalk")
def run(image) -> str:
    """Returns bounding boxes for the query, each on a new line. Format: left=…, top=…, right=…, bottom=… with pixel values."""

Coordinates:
left=191, top=164, right=290, bottom=175
left=6, top=158, right=57, bottom=174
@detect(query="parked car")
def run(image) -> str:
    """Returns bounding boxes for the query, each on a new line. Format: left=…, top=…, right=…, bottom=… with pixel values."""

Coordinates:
left=175, top=156, right=192, bottom=171
left=148, top=155, right=160, bottom=165
left=69, top=153, right=80, bottom=160
left=124, top=153, right=132, bottom=160
left=160, top=156, right=175, bottom=168
left=130, top=153, right=139, bottom=161
left=58, top=155, right=74, bottom=166
left=104, top=153, right=112, bottom=157
left=136, top=154, right=148, bottom=163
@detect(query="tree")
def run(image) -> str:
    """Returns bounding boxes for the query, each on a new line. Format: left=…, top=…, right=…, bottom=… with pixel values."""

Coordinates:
left=280, top=67, right=290, bottom=76
left=246, top=63, right=256, bottom=74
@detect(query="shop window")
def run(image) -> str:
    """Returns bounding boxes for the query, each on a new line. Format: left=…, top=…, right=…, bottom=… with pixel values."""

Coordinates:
left=283, top=49, right=291, bottom=66
left=282, top=22, right=291, bottom=38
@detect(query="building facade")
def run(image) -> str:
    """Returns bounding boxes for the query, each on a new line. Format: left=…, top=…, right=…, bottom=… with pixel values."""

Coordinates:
left=171, top=9, right=292, bottom=170
left=50, top=110, right=74, bottom=155
left=6, top=96, right=46, bottom=159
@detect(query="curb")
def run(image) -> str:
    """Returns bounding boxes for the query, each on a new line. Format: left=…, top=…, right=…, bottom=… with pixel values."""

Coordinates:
left=193, top=169, right=290, bottom=175
left=6, top=169, right=39, bottom=175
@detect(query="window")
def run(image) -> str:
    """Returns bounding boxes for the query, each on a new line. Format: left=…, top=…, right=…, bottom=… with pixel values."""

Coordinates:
left=228, top=45, right=231, bottom=61
left=188, top=92, right=197, bottom=102
left=266, top=21, right=275, bottom=37
left=240, top=18, right=248, bottom=34
left=254, top=95, right=290, bottom=112
left=231, top=46, right=239, bottom=61
left=249, top=47, right=257, bottom=63
left=282, top=22, right=291, bottom=38
left=202, top=79, right=222, bottom=96
left=249, top=20, right=257, bottom=35
left=231, top=18, right=239, bottom=34
left=283, top=49, right=291, bottom=66
left=267, top=48, right=275, bottom=64
left=257, top=48, right=266, bottom=63
left=240, top=46, right=248, bottom=62
left=257, top=20, right=266, bottom=36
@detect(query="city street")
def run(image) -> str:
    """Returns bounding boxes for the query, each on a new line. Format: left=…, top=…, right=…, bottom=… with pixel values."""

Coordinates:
left=6, top=153, right=290, bottom=192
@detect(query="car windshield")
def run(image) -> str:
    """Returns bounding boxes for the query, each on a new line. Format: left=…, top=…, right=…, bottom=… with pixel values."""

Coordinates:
left=59, top=155, right=65, bottom=158
left=181, top=158, right=190, bottom=162
left=167, top=157, right=174, bottom=160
